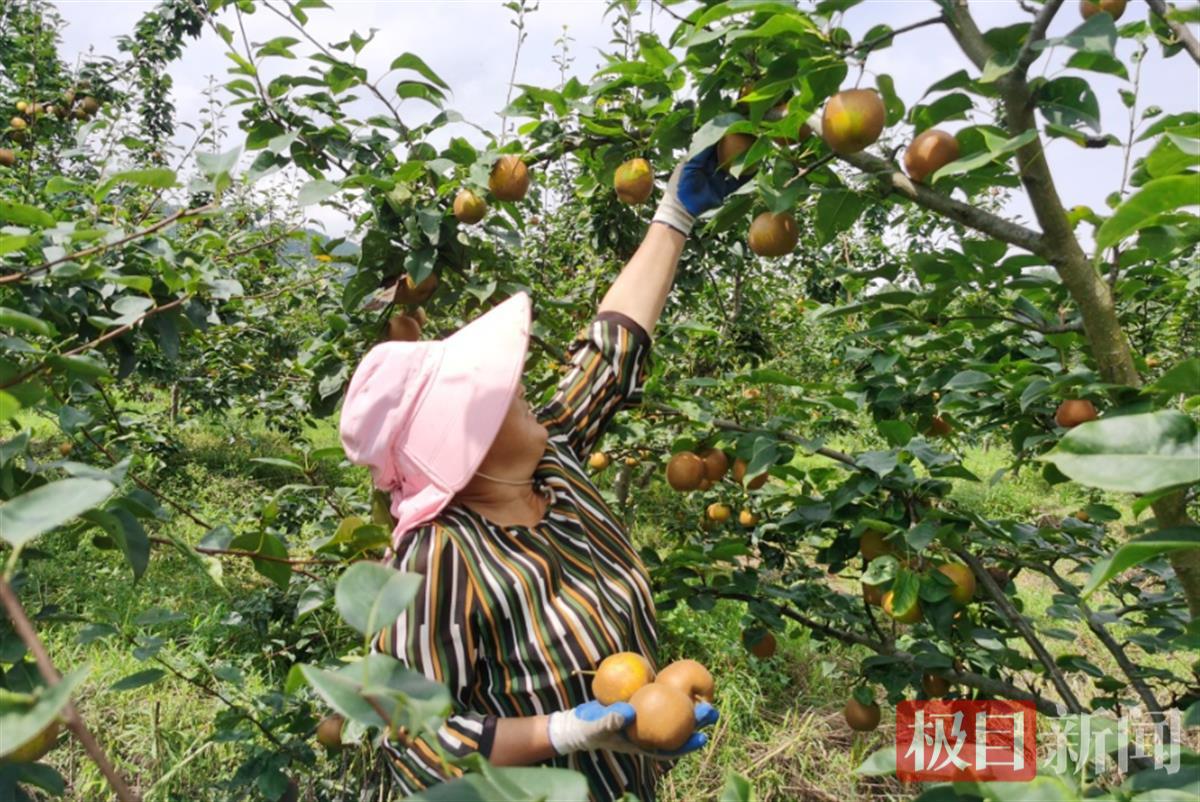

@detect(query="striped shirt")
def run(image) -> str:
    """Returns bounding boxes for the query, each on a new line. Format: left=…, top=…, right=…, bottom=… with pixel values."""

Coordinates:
left=375, top=311, right=660, bottom=802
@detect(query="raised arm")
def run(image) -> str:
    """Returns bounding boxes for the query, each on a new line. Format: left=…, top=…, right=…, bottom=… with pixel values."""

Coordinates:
left=598, top=146, right=744, bottom=336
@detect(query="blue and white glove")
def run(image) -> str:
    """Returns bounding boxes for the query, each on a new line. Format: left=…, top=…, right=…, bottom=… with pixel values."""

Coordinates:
left=546, top=700, right=718, bottom=759
left=652, top=145, right=747, bottom=237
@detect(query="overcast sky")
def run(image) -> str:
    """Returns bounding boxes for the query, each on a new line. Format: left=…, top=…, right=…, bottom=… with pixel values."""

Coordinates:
left=52, top=0, right=1200, bottom=246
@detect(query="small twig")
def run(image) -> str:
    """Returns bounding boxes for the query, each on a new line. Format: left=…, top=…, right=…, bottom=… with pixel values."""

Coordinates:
left=845, top=14, right=946, bottom=56
left=0, top=580, right=142, bottom=802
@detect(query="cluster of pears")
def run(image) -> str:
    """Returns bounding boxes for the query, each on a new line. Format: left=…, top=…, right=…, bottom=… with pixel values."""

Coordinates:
left=450, top=154, right=531, bottom=226
left=381, top=276, right=435, bottom=343
left=3, top=89, right=101, bottom=167
left=591, top=652, right=714, bottom=751
left=666, top=448, right=766, bottom=527
left=720, top=85, right=962, bottom=259
left=859, top=532, right=977, bottom=625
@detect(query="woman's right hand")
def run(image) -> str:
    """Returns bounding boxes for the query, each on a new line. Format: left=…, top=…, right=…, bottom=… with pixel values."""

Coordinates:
left=546, top=699, right=719, bottom=760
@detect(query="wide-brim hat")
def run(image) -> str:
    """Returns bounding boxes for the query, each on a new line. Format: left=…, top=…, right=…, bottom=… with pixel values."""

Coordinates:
left=338, top=292, right=532, bottom=548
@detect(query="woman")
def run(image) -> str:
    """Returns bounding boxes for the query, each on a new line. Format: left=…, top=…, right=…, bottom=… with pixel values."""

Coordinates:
left=338, top=147, right=742, bottom=801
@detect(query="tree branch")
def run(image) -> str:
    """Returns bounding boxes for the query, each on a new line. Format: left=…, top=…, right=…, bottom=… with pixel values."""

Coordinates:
left=943, top=0, right=997, bottom=71
left=1147, top=0, right=1200, bottom=66
left=1018, top=560, right=1163, bottom=714
left=0, top=580, right=141, bottom=802
left=0, top=204, right=216, bottom=285
left=845, top=14, right=947, bottom=56
left=802, top=113, right=1046, bottom=255
left=712, top=589, right=1062, bottom=716
left=953, top=547, right=1084, bottom=713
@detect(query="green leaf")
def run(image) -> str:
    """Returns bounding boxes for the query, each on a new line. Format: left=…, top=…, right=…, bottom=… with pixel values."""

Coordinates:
left=47, top=354, right=110, bottom=380
left=855, top=746, right=897, bottom=776
left=875, top=74, right=904, bottom=126
left=0, top=666, right=88, bottom=757
left=0, top=391, right=19, bottom=422
left=930, top=129, right=1036, bottom=181
left=389, top=53, right=450, bottom=90
left=979, top=51, right=1018, bottom=84
left=1083, top=526, right=1200, bottom=597
left=718, top=773, right=757, bottom=802
left=109, top=669, right=166, bottom=692
left=0, top=234, right=40, bottom=255
left=299, top=653, right=451, bottom=734
left=229, top=531, right=291, bottom=590
left=815, top=189, right=866, bottom=246
left=0, top=201, right=54, bottom=228
left=94, top=169, right=177, bottom=201
left=0, top=307, right=55, bottom=337
left=1096, top=174, right=1200, bottom=250
left=249, top=457, right=307, bottom=474
left=0, top=478, right=116, bottom=548
left=1065, top=50, right=1128, bottom=79
left=196, top=147, right=242, bottom=179
left=1038, top=411, right=1200, bottom=493
left=1149, top=358, right=1200, bottom=396
left=334, top=562, right=423, bottom=637
left=297, top=179, right=340, bottom=207
left=1038, top=76, right=1101, bottom=131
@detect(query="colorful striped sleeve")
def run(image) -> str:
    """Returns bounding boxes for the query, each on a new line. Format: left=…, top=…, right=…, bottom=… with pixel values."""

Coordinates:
left=540, top=311, right=651, bottom=461
left=374, top=524, right=494, bottom=788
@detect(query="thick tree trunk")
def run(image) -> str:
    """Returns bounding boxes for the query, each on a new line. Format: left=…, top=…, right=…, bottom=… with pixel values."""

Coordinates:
left=996, top=76, right=1200, bottom=620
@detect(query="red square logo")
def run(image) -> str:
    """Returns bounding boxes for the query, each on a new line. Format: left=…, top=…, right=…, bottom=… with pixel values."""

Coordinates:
left=896, top=700, right=1037, bottom=782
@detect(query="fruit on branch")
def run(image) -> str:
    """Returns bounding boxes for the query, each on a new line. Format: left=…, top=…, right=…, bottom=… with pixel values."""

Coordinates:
left=316, top=714, right=344, bottom=749
left=738, top=509, right=759, bottom=528
left=937, top=563, right=976, bottom=604
left=666, top=451, right=705, bottom=491
left=859, top=530, right=894, bottom=561
left=0, top=720, right=60, bottom=763
left=656, top=659, right=715, bottom=702
left=624, top=456, right=639, bottom=467
left=386, top=314, right=421, bottom=342
left=748, top=211, right=799, bottom=257
left=883, top=590, right=922, bottom=624
left=614, top=158, right=654, bottom=205
left=842, top=697, right=881, bottom=731
left=1054, top=399, right=1098, bottom=428
left=593, top=651, right=654, bottom=705
left=588, top=452, right=610, bottom=470
left=1073, top=509, right=1091, bottom=523
left=698, top=477, right=714, bottom=491
left=921, top=673, right=950, bottom=698
left=489, top=155, right=530, bottom=201
left=453, top=188, right=487, bottom=224
left=716, top=132, right=755, bottom=171
left=706, top=503, right=732, bottom=523
left=394, top=273, right=438, bottom=305
left=625, top=683, right=695, bottom=751
left=72, top=108, right=88, bottom=121
left=1080, top=0, right=1126, bottom=20
left=732, top=458, right=767, bottom=490
left=926, top=415, right=953, bottom=437
left=0, top=148, right=14, bottom=167
left=862, top=582, right=885, bottom=606
left=10, top=116, right=27, bottom=131
left=742, top=629, right=777, bottom=659
left=742, top=387, right=761, bottom=400
left=15, top=101, right=28, bottom=113
left=79, top=96, right=100, bottom=117
left=698, top=448, right=729, bottom=482
left=821, top=89, right=885, bottom=155
left=903, top=129, right=960, bottom=183
left=58, top=442, right=73, bottom=457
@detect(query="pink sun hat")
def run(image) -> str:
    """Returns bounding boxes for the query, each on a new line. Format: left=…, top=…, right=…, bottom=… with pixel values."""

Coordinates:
left=338, top=292, right=532, bottom=550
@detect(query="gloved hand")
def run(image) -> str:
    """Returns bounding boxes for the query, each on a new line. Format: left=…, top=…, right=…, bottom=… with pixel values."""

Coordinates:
left=547, top=699, right=719, bottom=759
left=652, top=145, right=748, bottom=236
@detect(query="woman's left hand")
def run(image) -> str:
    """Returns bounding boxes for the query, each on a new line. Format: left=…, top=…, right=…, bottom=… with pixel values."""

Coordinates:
left=548, top=699, right=719, bottom=760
